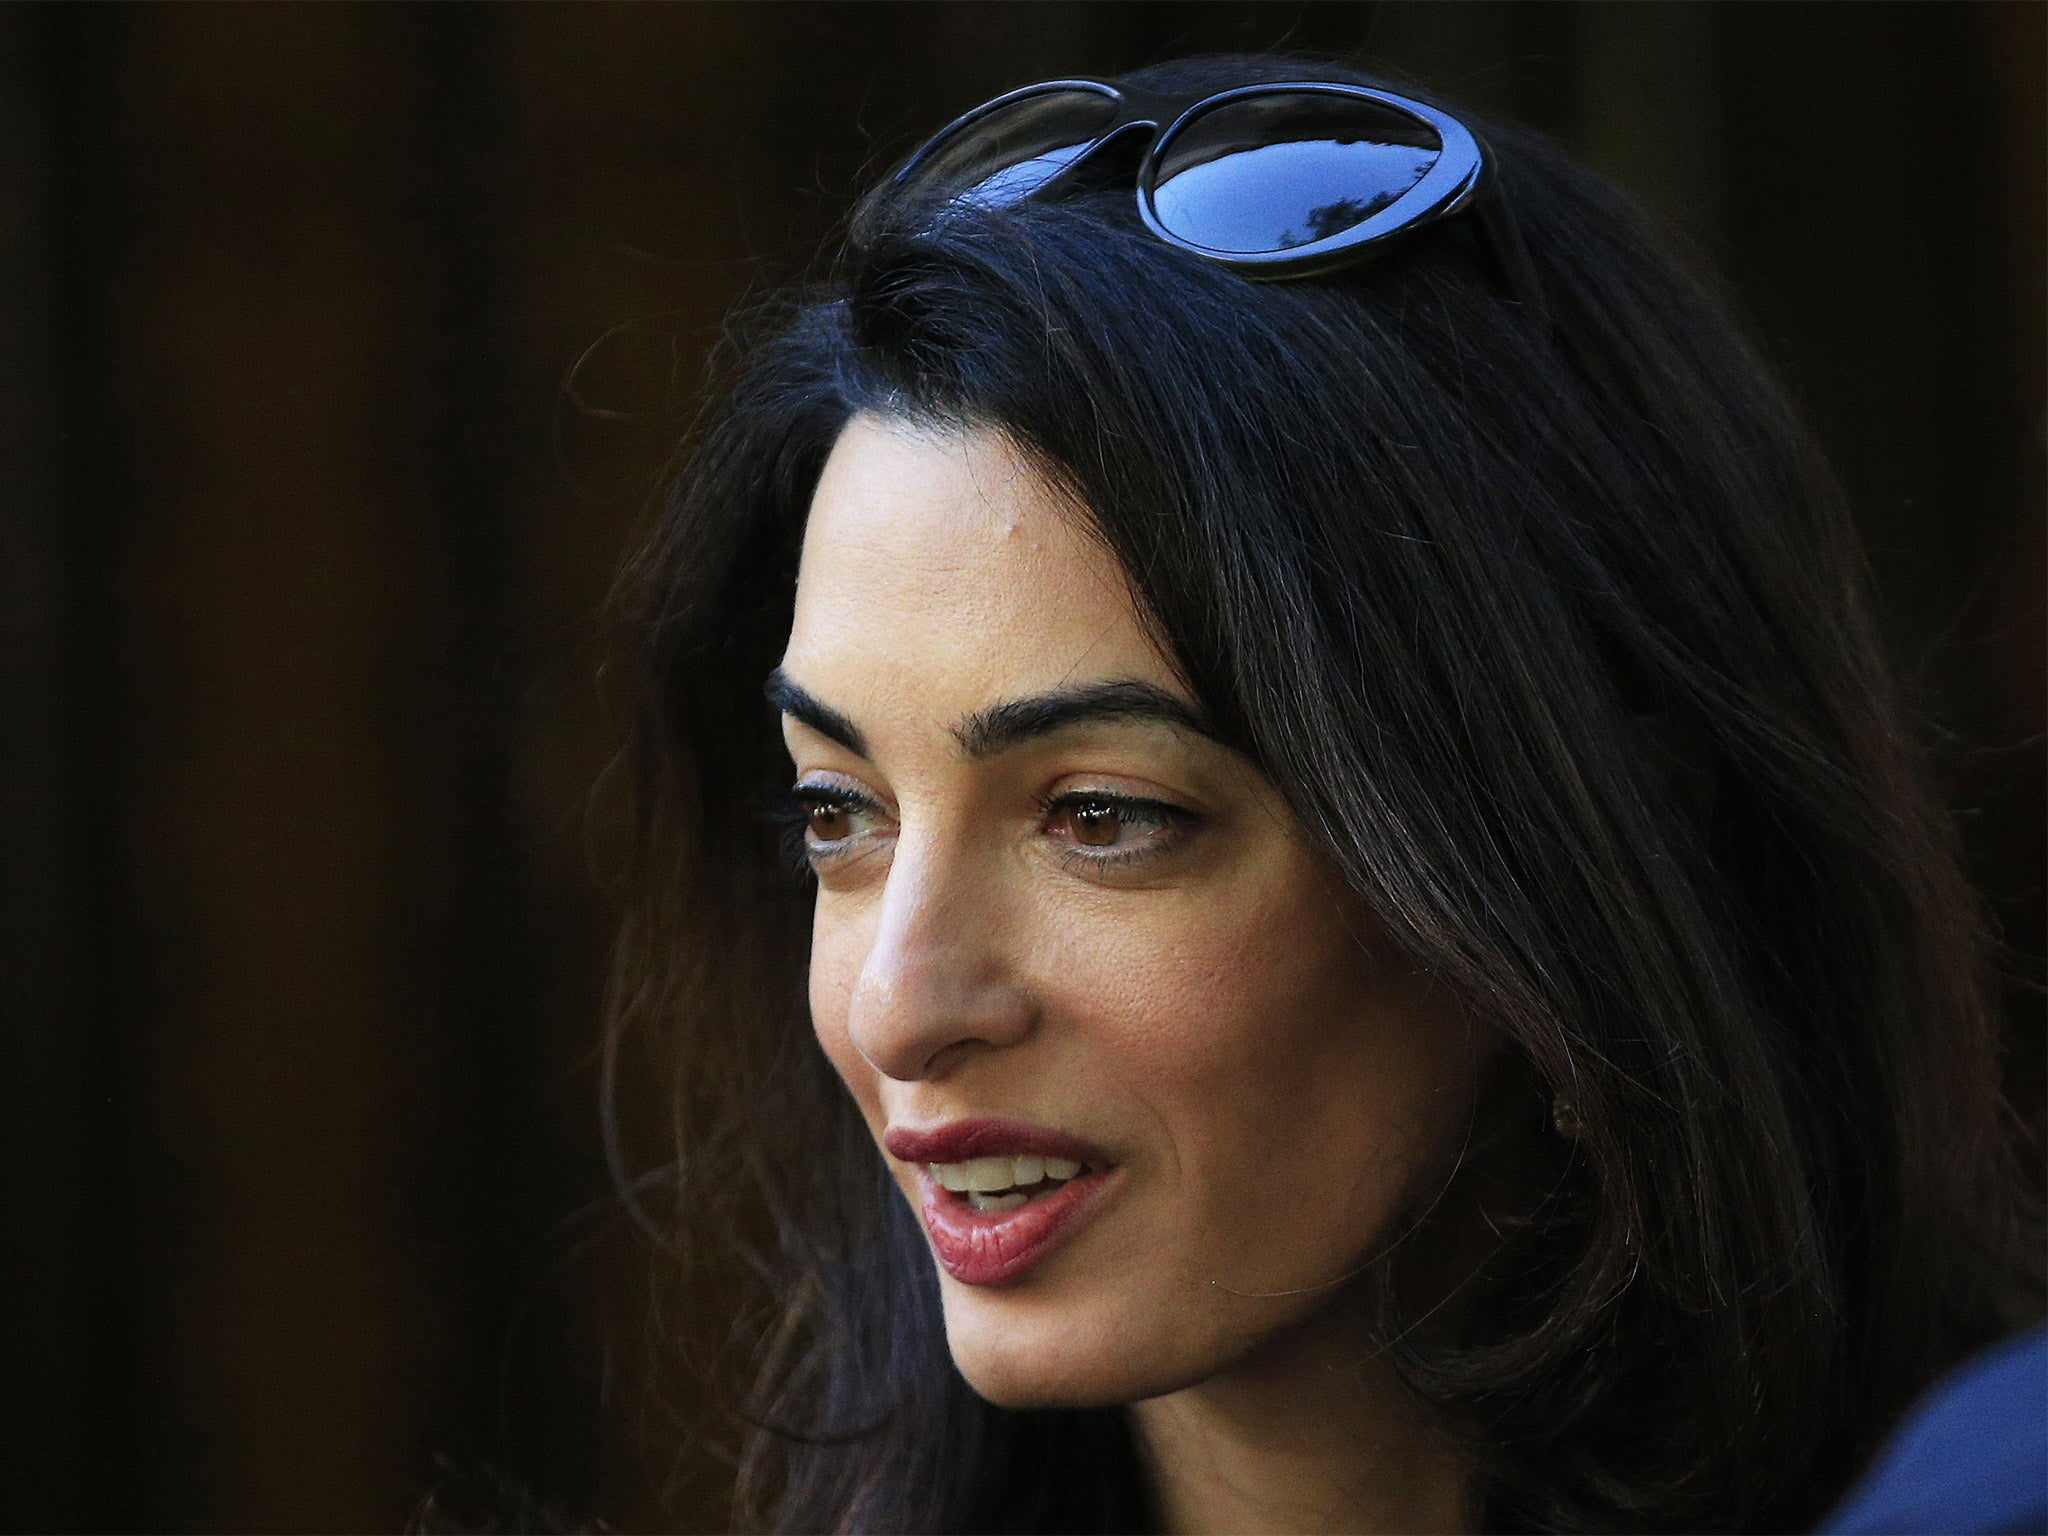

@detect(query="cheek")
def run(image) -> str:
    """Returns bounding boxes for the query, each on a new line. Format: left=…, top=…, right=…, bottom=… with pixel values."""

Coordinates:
left=807, top=904, right=876, bottom=1114
left=1085, top=878, right=1475, bottom=1262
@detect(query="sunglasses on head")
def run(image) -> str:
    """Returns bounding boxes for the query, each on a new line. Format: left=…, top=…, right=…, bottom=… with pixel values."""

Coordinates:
left=886, top=76, right=1549, bottom=322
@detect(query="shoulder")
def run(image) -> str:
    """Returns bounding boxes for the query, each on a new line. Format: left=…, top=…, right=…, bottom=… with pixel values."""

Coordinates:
left=1819, top=1325, right=2048, bottom=1535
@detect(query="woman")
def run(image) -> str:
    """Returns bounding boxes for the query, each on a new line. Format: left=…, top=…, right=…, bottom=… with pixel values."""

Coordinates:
left=606, top=54, right=2039, bottom=1534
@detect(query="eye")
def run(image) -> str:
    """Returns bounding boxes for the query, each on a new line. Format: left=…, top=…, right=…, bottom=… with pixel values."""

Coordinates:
left=784, top=780, right=887, bottom=869
left=805, top=799, right=855, bottom=842
left=1062, top=799, right=1128, bottom=846
left=1043, top=790, right=1192, bottom=865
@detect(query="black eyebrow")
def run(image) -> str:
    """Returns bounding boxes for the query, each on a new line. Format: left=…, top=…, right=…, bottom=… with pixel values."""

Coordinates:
left=765, top=668, right=867, bottom=757
left=767, top=671, right=1215, bottom=763
left=954, top=679, right=1215, bottom=759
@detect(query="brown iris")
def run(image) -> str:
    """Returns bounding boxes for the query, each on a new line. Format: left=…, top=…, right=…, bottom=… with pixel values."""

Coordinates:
left=807, top=802, right=852, bottom=840
left=1067, top=802, right=1122, bottom=847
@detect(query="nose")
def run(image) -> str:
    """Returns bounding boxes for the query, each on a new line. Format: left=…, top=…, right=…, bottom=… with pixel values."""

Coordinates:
left=844, top=834, right=1036, bottom=1082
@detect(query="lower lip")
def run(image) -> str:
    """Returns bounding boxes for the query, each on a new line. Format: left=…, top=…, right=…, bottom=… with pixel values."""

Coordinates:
left=916, top=1167, right=1117, bottom=1286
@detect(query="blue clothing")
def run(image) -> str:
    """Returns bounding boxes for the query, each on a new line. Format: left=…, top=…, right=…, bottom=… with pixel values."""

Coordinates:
left=1820, top=1325, right=2048, bottom=1534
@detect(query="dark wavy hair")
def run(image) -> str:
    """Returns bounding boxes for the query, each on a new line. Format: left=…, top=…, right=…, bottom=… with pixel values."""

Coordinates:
left=604, top=53, right=2039, bottom=1534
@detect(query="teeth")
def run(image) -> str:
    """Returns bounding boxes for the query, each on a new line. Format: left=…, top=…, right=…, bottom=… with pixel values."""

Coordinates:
left=967, top=1191, right=1029, bottom=1212
left=926, top=1152, right=1088, bottom=1196
left=961, top=1156, right=1016, bottom=1193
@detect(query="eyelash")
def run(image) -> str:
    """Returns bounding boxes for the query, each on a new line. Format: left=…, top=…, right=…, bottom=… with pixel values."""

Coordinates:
left=775, top=782, right=877, bottom=877
left=775, top=783, right=1194, bottom=875
left=1035, top=789, right=1192, bottom=869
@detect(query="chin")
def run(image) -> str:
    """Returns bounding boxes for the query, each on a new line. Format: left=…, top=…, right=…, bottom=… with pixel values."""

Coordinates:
left=937, top=1282, right=1197, bottom=1410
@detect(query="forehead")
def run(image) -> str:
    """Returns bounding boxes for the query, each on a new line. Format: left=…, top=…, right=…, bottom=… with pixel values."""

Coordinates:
left=783, top=414, right=1174, bottom=704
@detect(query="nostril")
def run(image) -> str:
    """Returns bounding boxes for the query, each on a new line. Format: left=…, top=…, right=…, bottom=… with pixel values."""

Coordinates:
left=845, top=978, right=1039, bottom=1083
left=839, top=851, right=1039, bottom=1080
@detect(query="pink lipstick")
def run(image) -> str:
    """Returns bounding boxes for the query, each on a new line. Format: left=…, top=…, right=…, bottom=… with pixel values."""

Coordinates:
left=883, top=1118, right=1119, bottom=1287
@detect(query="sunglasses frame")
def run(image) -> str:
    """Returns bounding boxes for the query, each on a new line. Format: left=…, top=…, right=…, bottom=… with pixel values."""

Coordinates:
left=891, top=77, right=1549, bottom=320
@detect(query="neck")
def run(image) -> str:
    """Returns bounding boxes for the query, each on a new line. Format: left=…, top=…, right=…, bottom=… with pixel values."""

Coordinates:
left=1126, top=1305, right=1474, bottom=1536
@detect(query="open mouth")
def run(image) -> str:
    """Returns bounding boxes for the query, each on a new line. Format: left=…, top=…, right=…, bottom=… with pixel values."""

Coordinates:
left=926, top=1153, right=1088, bottom=1212
left=885, top=1120, right=1119, bottom=1284
left=914, top=1157, right=1116, bottom=1285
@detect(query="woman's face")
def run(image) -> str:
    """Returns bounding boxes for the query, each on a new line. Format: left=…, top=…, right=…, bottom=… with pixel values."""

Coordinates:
left=777, top=413, right=1489, bottom=1408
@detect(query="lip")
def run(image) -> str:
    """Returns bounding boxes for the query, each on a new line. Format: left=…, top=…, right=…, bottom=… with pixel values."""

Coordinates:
left=883, top=1116, right=1111, bottom=1167
left=883, top=1118, right=1120, bottom=1287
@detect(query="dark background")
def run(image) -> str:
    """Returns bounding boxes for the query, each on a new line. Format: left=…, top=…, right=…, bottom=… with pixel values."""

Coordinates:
left=2, top=3, right=2040, bottom=1531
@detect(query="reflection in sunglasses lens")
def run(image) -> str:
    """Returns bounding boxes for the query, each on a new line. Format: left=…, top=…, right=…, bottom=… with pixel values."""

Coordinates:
left=918, top=88, right=1122, bottom=207
left=1152, top=93, right=1442, bottom=254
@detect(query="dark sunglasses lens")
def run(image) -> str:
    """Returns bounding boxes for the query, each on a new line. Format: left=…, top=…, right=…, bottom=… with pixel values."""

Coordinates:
left=914, top=88, right=1122, bottom=206
left=1152, top=93, right=1441, bottom=253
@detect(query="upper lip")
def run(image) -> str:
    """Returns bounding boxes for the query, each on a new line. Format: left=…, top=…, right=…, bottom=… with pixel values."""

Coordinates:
left=883, top=1116, right=1113, bottom=1168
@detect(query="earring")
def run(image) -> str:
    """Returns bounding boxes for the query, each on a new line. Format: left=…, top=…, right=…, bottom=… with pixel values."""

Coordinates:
left=1551, top=1094, right=1586, bottom=1140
